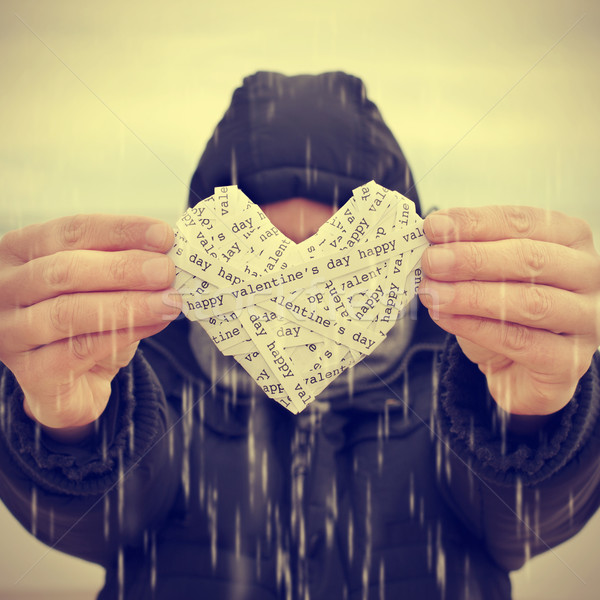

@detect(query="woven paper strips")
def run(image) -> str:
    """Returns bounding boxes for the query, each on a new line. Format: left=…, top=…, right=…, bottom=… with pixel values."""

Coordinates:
left=169, top=181, right=428, bottom=413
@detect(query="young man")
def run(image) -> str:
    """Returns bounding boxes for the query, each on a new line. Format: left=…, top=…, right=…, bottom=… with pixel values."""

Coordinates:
left=1, top=71, right=599, bottom=599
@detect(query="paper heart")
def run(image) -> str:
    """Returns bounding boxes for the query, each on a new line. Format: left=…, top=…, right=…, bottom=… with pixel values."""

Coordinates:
left=169, top=181, right=428, bottom=413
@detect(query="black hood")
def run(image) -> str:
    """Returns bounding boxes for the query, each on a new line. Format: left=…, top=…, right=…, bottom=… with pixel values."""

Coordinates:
left=189, top=71, right=420, bottom=212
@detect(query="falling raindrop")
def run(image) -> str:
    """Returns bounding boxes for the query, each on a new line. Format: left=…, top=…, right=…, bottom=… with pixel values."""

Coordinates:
left=235, top=506, right=241, bottom=558
left=426, top=525, right=432, bottom=571
left=436, top=522, right=446, bottom=599
left=435, top=438, right=442, bottom=483
left=533, top=488, right=541, bottom=536
left=305, top=137, right=312, bottom=190
left=515, top=477, right=523, bottom=533
left=104, top=495, right=110, bottom=541
left=168, top=426, right=174, bottom=461
left=266, top=500, right=273, bottom=550
left=118, top=545, right=124, bottom=600
left=197, top=379, right=205, bottom=435
left=568, top=490, right=575, bottom=525
left=347, top=364, right=355, bottom=400
left=361, top=479, right=372, bottom=600
left=0, top=372, right=6, bottom=431
left=463, top=554, right=470, bottom=600
left=117, top=450, right=124, bottom=532
left=402, top=360, right=410, bottom=422
left=333, top=182, right=339, bottom=212
left=209, top=485, right=218, bottom=570
left=340, top=85, right=347, bottom=107
left=230, top=146, right=237, bottom=186
left=150, top=530, right=157, bottom=595
left=34, top=421, right=41, bottom=456
left=383, top=403, right=390, bottom=439
left=128, top=420, right=135, bottom=458
left=101, top=423, right=108, bottom=463
left=231, top=366, right=238, bottom=407
left=261, top=449, right=268, bottom=499
left=30, top=485, right=37, bottom=537
left=48, top=507, right=54, bottom=542
left=326, top=478, right=337, bottom=550
left=444, top=444, right=451, bottom=485
left=256, top=538, right=262, bottom=580
left=181, top=381, right=193, bottom=506
left=348, top=508, right=354, bottom=564
left=377, top=414, right=384, bottom=474
left=276, top=505, right=284, bottom=589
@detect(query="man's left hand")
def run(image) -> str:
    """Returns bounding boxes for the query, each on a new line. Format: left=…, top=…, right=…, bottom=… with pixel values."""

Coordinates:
left=418, top=206, right=600, bottom=416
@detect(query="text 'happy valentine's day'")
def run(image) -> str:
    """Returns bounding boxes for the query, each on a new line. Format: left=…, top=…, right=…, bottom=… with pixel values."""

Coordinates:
left=169, top=181, right=428, bottom=413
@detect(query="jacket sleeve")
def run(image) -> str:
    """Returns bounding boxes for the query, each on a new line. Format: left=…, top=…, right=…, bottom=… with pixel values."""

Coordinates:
left=0, top=351, right=183, bottom=567
left=436, top=336, right=600, bottom=572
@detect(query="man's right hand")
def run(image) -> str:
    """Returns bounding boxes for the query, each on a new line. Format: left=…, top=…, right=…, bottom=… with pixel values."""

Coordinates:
left=0, top=215, right=181, bottom=438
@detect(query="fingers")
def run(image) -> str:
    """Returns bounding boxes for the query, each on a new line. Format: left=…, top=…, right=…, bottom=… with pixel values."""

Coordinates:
left=424, top=206, right=595, bottom=250
left=2, top=249, right=176, bottom=307
left=428, top=314, right=594, bottom=392
left=421, top=239, right=600, bottom=293
left=18, top=324, right=166, bottom=387
left=5, top=289, right=182, bottom=351
left=454, top=333, right=583, bottom=416
left=16, top=327, right=165, bottom=428
left=0, top=214, right=174, bottom=264
left=418, top=279, right=595, bottom=335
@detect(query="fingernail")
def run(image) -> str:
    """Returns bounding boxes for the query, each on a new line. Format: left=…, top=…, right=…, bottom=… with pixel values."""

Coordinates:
left=426, top=247, right=455, bottom=274
left=142, top=256, right=171, bottom=285
left=146, top=223, right=170, bottom=249
left=427, top=214, right=455, bottom=240
left=148, top=289, right=181, bottom=318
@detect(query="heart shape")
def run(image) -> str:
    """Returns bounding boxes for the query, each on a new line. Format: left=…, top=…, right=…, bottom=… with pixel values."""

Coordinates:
left=169, top=181, right=428, bottom=413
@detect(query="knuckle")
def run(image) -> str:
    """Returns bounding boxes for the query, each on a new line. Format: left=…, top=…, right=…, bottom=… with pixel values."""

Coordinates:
left=59, top=215, right=90, bottom=249
left=520, top=286, right=552, bottom=323
left=114, top=293, right=136, bottom=327
left=108, top=254, right=130, bottom=285
left=49, top=295, right=76, bottom=336
left=42, top=252, right=76, bottom=289
left=466, top=282, right=485, bottom=312
left=501, top=322, right=532, bottom=353
left=503, top=206, right=537, bottom=237
left=465, top=243, right=485, bottom=276
left=111, top=219, right=139, bottom=246
left=518, top=239, right=548, bottom=279
left=571, top=215, right=594, bottom=247
left=69, top=333, right=94, bottom=361
left=0, top=229, right=20, bottom=260
left=452, top=208, right=480, bottom=240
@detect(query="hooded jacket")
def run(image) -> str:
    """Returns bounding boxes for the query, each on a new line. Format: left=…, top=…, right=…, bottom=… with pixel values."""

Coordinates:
left=1, top=71, right=600, bottom=600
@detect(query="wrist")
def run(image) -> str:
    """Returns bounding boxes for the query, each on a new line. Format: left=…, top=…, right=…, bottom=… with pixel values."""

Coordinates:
left=23, top=395, right=98, bottom=442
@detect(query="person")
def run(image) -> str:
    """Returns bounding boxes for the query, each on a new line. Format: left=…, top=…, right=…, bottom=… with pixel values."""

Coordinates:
left=0, top=71, right=599, bottom=600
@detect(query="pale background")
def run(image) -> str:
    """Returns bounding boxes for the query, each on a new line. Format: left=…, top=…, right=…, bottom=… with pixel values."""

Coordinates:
left=1, top=0, right=599, bottom=598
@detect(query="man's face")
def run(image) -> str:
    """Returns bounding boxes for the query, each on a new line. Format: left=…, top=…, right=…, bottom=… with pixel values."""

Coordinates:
left=261, top=197, right=335, bottom=243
